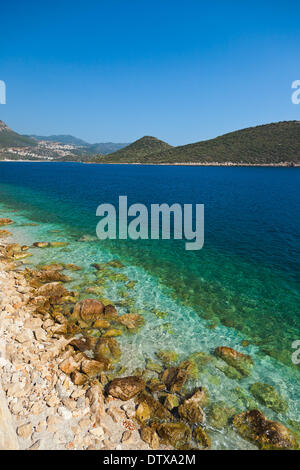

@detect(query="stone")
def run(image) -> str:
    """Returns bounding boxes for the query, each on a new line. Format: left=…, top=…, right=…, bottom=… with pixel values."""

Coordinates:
left=193, top=427, right=211, bottom=448
left=37, top=282, right=69, bottom=301
left=33, top=242, right=49, bottom=248
left=49, top=241, right=69, bottom=247
left=58, top=406, right=72, bottom=420
left=107, top=376, right=145, bottom=401
left=214, top=346, right=253, bottom=376
left=36, top=270, right=71, bottom=283
left=72, top=299, right=105, bottom=323
left=89, top=426, right=105, bottom=440
left=118, top=314, right=145, bottom=330
left=233, top=409, right=298, bottom=450
left=93, top=319, right=111, bottom=329
left=86, top=384, right=105, bottom=423
left=135, top=391, right=174, bottom=422
left=102, top=328, right=123, bottom=337
left=65, top=263, right=82, bottom=271
left=135, top=402, right=151, bottom=422
left=161, top=365, right=189, bottom=393
left=0, top=218, right=13, bottom=226
left=103, top=304, right=118, bottom=320
left=156, top=422, right=192, bottom=449
left=94, top=337, right=121, bottom=362
left=71, top=370, right=88, bottom=385
left=249, top=382, right=288, bottom=413
left=59, top=356, right=81, bottom=375
left=17, top=423, right=32, bottom=439
left=140, top=425, right=160, bottom=450
left=178, top=389, right=207, bottom=424
left=164, top=394, right=180, bottom=411
left=207, top=402, right=234, bottom=430
left=81, top=358, right=110, bottom=377
left=156, top=350, right=179, bottom=366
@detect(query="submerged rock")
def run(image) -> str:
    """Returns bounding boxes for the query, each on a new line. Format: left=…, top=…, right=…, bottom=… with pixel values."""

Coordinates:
left=102, top=304, right=118, bottom=320
left=233, top=409, right=298, bottom=450
left=0, top=218, right=13, bottom=226
left=208, top=402, right=233, bottom=430
left=140, top=425, right=160, bottom=450
left=81, top=358, right=111, bottom=377
left=118, top=313, right=145, bottom=331
left=178, top=388, right=207, bottom=424
left=161, top=364, right=189, bottom=393
left=135, top=391, right=174, bottom=422
left=107, top=376, right=145, bottom=401
left=156, top=422, right=192, bottom=449
left=249, top=382, right=288, bottom=413
left=49, top=241, right=69, bottom=247
left=35, top=270, right=72, bottom=283
left=37, top=282, right=69, bottom=301
left=64, top=263, right=82, bottom=271
left=0, top=229, right=11, bottom=237
left=33, top=242, right=49, bottom=248
left=156, top=350, right=179, bottom=366
left=214, top=346, right=253, bottom=376
left=193, top=427, right=211, bottom=448
left=72, top=299, right=105, bottom=323
left=94, top=337, right=121, bottom=362
left=107, top=259, right=125, bottom=268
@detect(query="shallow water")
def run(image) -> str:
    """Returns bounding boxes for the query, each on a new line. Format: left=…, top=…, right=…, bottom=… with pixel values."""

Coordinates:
left=0, top=162, right=299, bottom=449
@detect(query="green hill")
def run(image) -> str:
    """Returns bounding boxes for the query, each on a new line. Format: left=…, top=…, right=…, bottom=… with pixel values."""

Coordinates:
left=0, top=121, right=37, bottom=148
left=98, top=121, right=300, bottom=164
left=98, top=136, right=173, bottom=162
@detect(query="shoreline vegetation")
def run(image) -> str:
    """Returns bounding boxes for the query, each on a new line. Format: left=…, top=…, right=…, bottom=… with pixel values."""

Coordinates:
left=0, top=216, right=299, bottom=450
left=1, top=120, right=300, bottom=166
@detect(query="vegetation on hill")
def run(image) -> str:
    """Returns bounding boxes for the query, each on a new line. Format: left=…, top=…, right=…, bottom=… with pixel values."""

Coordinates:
left=98, top=121, right=300, bottom=164
left=97, top=136, right=173, bottom=162
left=0, top=121, right=37, bottom=148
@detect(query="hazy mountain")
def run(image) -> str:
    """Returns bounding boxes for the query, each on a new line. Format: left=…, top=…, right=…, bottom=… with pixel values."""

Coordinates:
left=29, top=134, right=129, bottom=155
left=29, top=134, right=90, bottom=147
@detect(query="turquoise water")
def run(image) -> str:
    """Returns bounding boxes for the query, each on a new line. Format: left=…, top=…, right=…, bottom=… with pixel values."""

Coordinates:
left=0, top=162, right=299, bottom=449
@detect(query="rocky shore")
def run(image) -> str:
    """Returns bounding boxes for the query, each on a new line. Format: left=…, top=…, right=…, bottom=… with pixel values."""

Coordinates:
left=0, top=217, right=299, bottom=451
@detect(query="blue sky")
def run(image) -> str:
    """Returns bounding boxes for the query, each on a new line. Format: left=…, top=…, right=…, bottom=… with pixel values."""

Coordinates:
left=1, top=0, right=300, bottom=145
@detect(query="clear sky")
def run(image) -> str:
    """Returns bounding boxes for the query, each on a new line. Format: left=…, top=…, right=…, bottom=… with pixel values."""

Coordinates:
left=1, top=0, right=300, bottom=145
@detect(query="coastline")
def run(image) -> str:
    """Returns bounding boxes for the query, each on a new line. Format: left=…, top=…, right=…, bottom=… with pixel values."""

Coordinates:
left=0, top=226, right=155, bottom=450
left=0, top=214, right=299, bottom=451
left=0, top=159, right=299, bottom=167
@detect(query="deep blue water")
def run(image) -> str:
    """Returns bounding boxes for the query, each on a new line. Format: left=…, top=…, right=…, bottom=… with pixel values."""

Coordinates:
left=0, top=162, right=300, bottom=449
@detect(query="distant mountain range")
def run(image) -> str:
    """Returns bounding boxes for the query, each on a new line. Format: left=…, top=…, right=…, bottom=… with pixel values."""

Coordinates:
left=28, top=134, right=129, bottom=155
left=0, top=120, right=299, bottom=164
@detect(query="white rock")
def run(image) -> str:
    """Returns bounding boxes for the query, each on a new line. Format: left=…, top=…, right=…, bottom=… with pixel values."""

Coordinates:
left=57, top=406, right=72, bottom=420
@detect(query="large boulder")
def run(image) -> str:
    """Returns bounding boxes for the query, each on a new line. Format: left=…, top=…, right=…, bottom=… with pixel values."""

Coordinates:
left=193, top=427, right=211, bottom=448
left=35, top=269, right=71, bottom=283
left=156, top=422, right=192, bottom=449
left=107, top=376, right=145, bottom=401
left=249, top=383, right=288, bottom=414
left=214, top=346, right=253, bottom=376
left=72, top=299, right=105, bottom=323
left=94, top=337, right=121, bottom=362
left=178, top=388, right=207, bottom=424
left=161, top=364, right=189, bottom=393
left=135, top=391, right=174, bottom=422
left=37, top=282, right=69, bottom=301
left=233, top=409, right=298, bottom=450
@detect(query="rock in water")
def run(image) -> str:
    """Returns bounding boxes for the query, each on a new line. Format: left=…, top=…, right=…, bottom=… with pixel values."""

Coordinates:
left=107, top=376, right=145, bottom=400
left=214, top=346, right=253, bottom=376
left=0, top=218, right=13, bottom=226
left=249, top=382, right=288, bottom=413
left=178, top=388, right=207, bottom=424
left=72, top=299, right=105, bottom=323
left=233, top=409, right=298, bottom=450
left=156, top=422, right=192, bottom=449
